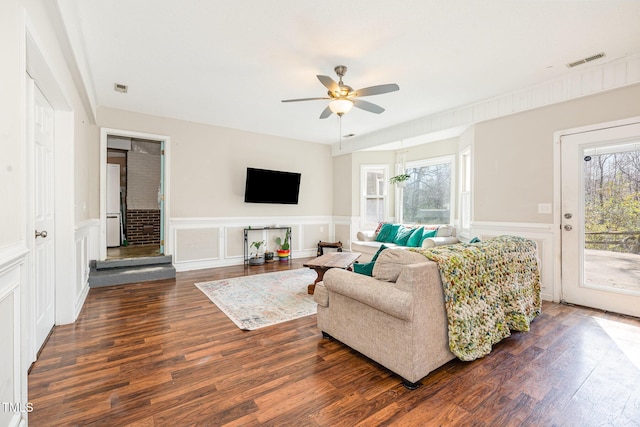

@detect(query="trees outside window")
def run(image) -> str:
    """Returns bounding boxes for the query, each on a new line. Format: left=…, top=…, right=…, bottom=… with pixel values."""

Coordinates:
left=401, top=156, right=454, bottom=225
left=584, top=146, right=640, bottom=254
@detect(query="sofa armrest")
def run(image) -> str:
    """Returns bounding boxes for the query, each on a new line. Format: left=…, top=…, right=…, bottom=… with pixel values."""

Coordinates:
left=323, top=268, right=413, bottom=321
left=421, top=236, right=459, bottom=249
left=356, top=230, right=377, bottom=241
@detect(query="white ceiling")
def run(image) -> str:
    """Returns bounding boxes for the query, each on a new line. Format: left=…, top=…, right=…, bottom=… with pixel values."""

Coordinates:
left=56, top=0, right=640, bottom=147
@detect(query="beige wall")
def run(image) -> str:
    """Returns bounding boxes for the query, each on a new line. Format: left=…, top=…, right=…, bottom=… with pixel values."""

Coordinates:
left=97, top=107, right=333, bottom=218
left=332, top=153, right=352, bottom=217
left=474, top=83, right=640, bottom=223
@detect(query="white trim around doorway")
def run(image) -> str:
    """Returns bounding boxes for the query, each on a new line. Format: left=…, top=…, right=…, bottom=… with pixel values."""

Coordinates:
left=553, top=115, right=640, bottom=305
left=99, top=128, right=172, bottom=261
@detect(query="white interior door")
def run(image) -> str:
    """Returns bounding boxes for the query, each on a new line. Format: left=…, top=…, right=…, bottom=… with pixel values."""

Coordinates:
left=561, top=121, right=640, bottom=317
left=33, top=84, right=56, bottom=351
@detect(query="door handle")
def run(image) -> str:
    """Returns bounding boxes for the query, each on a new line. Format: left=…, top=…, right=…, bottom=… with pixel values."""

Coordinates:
left=35, top=230, right=48, bottom=238
left=564, top=225, right=572, bottom=231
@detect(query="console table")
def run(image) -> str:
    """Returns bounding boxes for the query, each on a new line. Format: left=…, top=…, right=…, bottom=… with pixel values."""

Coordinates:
left=243, top=226, right=292, bottom=266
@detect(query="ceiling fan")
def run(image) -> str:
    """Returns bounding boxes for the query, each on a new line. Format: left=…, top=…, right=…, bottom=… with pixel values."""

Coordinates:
left=281, top=65, right=399, bottom=119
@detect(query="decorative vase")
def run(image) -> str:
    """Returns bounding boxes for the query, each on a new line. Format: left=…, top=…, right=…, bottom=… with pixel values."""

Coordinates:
left=277, top=249, right=290, bottom=261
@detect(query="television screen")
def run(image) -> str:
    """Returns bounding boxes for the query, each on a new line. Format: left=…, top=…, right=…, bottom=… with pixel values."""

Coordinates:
left=244, top=168, right=301, bottom=204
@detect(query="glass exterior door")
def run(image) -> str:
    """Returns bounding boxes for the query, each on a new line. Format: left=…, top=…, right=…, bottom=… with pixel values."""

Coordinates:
left=561, top=122, right=640, bottom=317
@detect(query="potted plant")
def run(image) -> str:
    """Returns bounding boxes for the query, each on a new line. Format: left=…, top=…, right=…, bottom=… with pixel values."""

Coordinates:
left=389, top=173, right=411, bottom=188
left=249, top=240, right=265, bottom=265
left=264, top=246, right=274, bottom=262
left=275, top=229, right=291, bottom=261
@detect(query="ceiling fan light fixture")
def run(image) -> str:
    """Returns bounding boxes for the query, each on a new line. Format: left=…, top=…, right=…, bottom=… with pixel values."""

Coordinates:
left=329, top=99, right=354, bottom=115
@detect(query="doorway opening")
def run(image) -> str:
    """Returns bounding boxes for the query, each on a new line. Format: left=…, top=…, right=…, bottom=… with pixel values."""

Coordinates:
left=100, top=129, right=170, bottom=261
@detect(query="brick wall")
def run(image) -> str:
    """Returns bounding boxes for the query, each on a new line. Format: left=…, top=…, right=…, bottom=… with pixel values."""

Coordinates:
left=127, top=151, right=161, bottom=210
left=126, top=209, right=160, bottom=245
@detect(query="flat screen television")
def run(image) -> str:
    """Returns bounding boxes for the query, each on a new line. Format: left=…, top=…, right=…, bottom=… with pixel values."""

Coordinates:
left=244, top=167, right=301, bottom=204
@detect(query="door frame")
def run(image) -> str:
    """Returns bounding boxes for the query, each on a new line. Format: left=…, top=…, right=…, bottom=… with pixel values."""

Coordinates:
left=553, top=115, right=640, bottom=304
left=99, top=128, right=171, bottom=260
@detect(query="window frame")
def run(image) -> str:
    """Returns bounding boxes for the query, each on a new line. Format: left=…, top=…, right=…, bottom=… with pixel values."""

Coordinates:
left=360, top=164, right=389, bottom=229
left=400, top=155, right=456, bottom=225
left=459, top=147, right=472, bottom=238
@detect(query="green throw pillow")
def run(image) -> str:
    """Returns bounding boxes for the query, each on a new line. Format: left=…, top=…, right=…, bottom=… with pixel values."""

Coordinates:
left=385, top=224, right=401, bottom=243
left=406, top=227, right=424, bottom=247
left=353, top=245, right=387, bottom=276
left=419, top=229, right=437, bottom=246
left=375, top=223, right=394, bottom=242
left=393, top=226, right=414, bottom=246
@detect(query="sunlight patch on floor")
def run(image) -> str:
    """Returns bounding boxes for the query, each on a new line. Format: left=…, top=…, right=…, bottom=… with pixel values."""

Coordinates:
left=595, top=316, right=640, bottom=371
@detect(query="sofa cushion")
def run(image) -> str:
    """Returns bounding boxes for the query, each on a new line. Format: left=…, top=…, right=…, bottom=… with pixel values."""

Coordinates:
left=353, top=244, right=387, bottom=276
left=393, top=226, right=414, bottom=246
left=437, top=225, right=454, bottom=237
left=373, top=249, right=427, bottom=282
left=422, top=236, right=459, bottom=249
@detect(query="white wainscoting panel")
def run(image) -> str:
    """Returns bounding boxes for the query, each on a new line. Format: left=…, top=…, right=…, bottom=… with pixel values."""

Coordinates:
left=74, top=219, right=98, bottom=320
left=333, top=219, right=353, bottom=251
left=0, top=243, right=28, bottom=427
left=170, top=216, right=333, bottom=272
left=471, top=221, right=555, bottom=301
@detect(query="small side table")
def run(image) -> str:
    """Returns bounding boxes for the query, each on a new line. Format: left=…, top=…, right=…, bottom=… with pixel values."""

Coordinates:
left=317, top=240, right=343, bottom=256
left=303, top=252, right=361, bottom=294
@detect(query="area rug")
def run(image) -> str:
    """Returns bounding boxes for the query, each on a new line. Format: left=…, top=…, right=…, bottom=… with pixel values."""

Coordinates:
left=195, top=268, right=318, bottom=330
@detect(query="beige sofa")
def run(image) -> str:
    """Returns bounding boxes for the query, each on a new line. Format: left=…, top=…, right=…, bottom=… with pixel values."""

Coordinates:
left=314, top=249, right=455, bottom=389
left=352, top=224, right=458, bottom=263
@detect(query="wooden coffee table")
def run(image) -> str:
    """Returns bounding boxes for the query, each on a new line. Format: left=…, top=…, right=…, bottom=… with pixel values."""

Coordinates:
left=303, top=252, right=361, bottom=294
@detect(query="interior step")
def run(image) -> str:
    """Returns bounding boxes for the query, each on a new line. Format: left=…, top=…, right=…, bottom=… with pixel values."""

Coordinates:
left=94, top=255, right=173, bottom=270
left=89, top=256, right=176, bottom=288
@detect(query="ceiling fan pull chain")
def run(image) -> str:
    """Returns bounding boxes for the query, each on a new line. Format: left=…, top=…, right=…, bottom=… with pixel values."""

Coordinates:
left=339, top=115, right=342, bottom=150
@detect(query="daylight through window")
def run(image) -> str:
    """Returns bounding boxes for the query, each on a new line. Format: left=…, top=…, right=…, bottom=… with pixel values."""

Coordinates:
left=402, top=156, right=454, bottom=224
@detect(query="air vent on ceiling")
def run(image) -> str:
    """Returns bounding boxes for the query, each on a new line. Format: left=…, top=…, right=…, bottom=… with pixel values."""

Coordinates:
left=114, top=83, right=128, bottom=93
left=566, top=52, right=606, bottom=68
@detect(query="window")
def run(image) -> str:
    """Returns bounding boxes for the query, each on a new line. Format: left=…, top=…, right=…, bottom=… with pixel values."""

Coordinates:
left=401, top=156, right=455, bottom=225
left=460, top=148, right=472, bottom=234
left=361, top=165, right=388, bottom=227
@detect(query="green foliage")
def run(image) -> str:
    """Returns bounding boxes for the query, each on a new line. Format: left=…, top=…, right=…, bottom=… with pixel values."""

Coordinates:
left=275, top=228, right=290, bottom=250
left=583, top=150, right=640, bottom=253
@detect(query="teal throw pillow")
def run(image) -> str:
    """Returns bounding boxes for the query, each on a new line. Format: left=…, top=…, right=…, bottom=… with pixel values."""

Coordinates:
left=393, top=226, right=414, bottom=246
left=353, top=245, right=387, bottom=276
left=353, top=261, right=374, bottom=276
left=385, top=224, right=401, bottom=243
left=375, top=223, right=394, bottom=242
left=419, top=229, right=437, bottom=246
left=406, top=227, right=424, bottom=247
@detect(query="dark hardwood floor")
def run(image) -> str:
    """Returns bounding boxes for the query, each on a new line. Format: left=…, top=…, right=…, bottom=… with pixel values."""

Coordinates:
left=28, top=259, right=640, bottom=426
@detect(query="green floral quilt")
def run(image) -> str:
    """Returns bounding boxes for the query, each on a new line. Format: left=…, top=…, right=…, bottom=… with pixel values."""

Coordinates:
left=413, top=235, right=541, bottom=361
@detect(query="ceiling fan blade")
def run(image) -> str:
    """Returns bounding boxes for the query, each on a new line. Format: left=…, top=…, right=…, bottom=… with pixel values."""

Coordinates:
left=281, top=97, right=330, bottom=103
left=317, top=75, right=339, bottom=93
left=354, top=99, right=385, bottom=114
left=319, top=106, right=333, bottom=119
left=351, top=83, right=399, bottom=97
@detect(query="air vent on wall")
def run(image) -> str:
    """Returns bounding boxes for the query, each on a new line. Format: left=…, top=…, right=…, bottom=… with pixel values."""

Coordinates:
left=566, top=52, right=606, bottom=68
left=114, top=83, right=128, bottom=93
